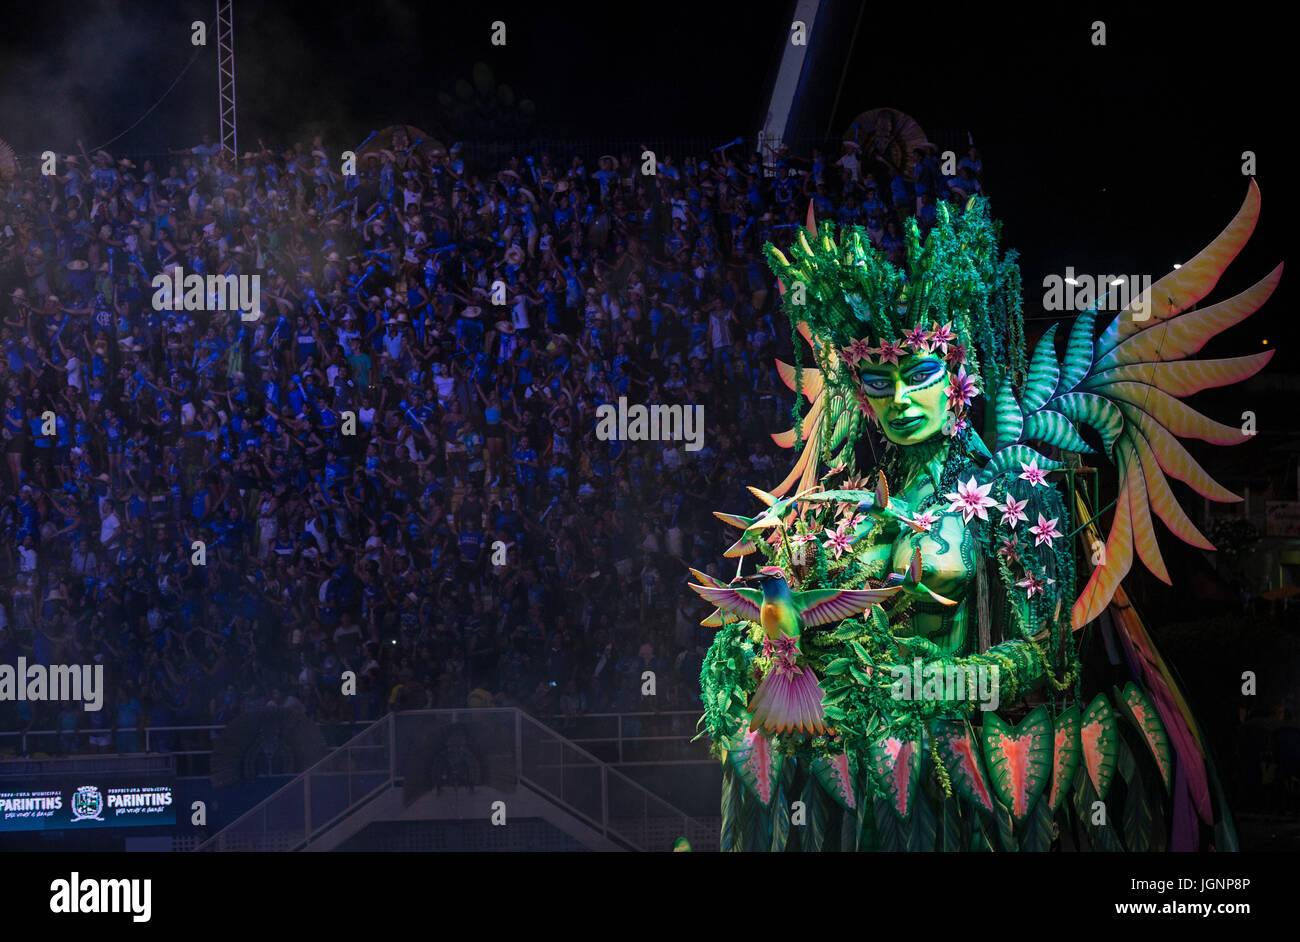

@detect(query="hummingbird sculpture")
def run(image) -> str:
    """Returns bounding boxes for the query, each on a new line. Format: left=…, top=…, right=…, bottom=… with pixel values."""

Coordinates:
left=688, top=565, right=901, bottom=734
left=715, top=473, right=932, bottom=559
left=884, top=547, right=959, bottom=606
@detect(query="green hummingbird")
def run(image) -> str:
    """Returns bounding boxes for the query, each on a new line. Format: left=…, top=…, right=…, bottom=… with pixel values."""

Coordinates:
left=885, top=546, right=959, bottom=606
left=689, top=565, right=901, bottom=734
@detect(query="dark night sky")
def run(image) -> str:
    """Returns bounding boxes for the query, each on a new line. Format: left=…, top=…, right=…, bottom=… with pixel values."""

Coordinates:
left=0, top=1, right=1291, bottom=364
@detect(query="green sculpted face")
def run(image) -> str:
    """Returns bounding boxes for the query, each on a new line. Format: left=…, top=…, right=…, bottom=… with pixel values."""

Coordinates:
left=858, top=353, right=951, bottom=446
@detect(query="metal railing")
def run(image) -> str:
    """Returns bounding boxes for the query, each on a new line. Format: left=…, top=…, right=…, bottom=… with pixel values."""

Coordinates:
left=196, top=717, right=392, bottom=852
left=537, top=711, right=714, bottom=766
left=0, top=711, right=714, bottom=769
left=195, top=708, right=715, bottom=852
left=0, top=753, right=174, bottom=780
left=513, top=709, right=713, bottom=851
left=0, top=720, right=373, bottom=776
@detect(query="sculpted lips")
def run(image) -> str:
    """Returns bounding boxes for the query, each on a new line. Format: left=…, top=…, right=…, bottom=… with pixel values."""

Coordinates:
left=888, top=414, right=925, bottom=433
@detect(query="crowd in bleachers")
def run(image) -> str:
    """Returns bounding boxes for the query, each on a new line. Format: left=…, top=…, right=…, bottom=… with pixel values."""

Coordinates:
left=0, top=128, right=985, bottom=753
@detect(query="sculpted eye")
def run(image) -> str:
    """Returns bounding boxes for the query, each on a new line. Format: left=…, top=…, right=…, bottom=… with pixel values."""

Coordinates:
left=861, top=376, right=892, bottom=393
left=906, top=362, right=943, bottom=384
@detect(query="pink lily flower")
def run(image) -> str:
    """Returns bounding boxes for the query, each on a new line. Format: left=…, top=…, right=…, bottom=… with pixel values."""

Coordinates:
left=1018, top=457, right=1049, bottom=488
left=996, top=495, right=1029, bottom=530
left=943, top=477, right=996, bottom=524
left=1029, top=514, right=1063, bottom=547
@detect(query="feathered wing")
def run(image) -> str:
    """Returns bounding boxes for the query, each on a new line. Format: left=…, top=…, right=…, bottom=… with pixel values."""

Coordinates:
left=986, top=180, right=1279, bottom=629
left=793, top=587, right=901, bottom=626
left=1073, top=490, right=1216, bottom=838
left=768, top=205, right=862, bottom=498
left=686, top=580, right=763, bottom=626
left=689, top=568, right=740, bottom=627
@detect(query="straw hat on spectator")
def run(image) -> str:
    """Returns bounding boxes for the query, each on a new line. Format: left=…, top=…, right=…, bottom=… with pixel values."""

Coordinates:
left=66, top=260, right=89, bottom=271
left=9, top=288, right=25, bottom=300
left=118, top=158, right=136, bottom=169
left=63, top=155, right=79, bottom=166
left=554, top=179, right=569, bottom=193
left=504, top=245, right=525, bottom=266
left=494, top=320, right=515, bottom=334
left=499, top=169, right=520, bottom=181
left=461, top=306, right=482, bottom=319
left=312, top=149, right=328, bottom=161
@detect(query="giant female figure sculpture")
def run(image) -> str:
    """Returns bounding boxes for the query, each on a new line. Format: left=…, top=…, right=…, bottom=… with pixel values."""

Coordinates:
left=692, top=182, right=1278, bottom=851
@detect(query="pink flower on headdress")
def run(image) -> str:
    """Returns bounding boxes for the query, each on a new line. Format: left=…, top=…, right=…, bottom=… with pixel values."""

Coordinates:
left=842, top=338, right=875, bottom=364
left=790, top=532, right=819, bottom=546
left=945, top=343, right=967, bottom=367
left=998, top=534, right=1020, bottom=561
left=996, top=495, right=1029, bottom=530
left=1018, top=457, right=1049, bottom=488
left=945, top=367, right=978, bottom=411
left=854, top=387, right=876, bottom=418
left=876, top=340, right=906, bottom=365
left=927, top=322, right=956, bottom=355
left=1029, top=514, right=1063, bottom=548
left=902, top=325, right=931, bottom=352
left=943, top=477, right=996, bottom=524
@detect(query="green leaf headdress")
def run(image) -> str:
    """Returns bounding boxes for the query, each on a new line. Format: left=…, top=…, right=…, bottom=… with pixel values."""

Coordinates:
left=765, top=198, right=1027, bottom=437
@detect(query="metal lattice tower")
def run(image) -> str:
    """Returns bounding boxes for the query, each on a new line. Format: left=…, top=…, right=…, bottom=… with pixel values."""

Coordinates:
left=216, top=0, right=237, bottom=159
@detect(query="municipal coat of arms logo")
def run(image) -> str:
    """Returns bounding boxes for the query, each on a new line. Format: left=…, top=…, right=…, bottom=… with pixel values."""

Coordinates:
left=70, top=785, right=105, bottom=822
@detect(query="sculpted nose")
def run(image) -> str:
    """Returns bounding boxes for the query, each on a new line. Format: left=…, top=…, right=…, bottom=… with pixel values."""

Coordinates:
left=892, top=379, right=910, bottom=406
